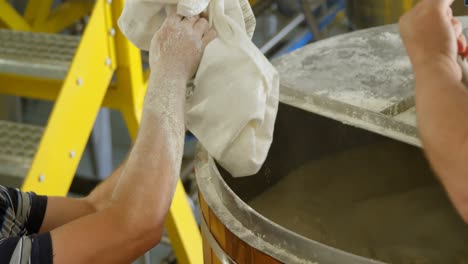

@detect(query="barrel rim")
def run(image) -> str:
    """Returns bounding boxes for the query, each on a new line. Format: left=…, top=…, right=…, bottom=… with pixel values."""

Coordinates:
left=196, top=19, right=468, bottom=263
left=196, top=147, right=384, bottom=264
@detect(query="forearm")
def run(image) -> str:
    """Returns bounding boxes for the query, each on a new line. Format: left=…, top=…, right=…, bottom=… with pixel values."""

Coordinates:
left=86, top=163, right=126, bottom=211
left=40, top=163, right=126, bottom=233
left=39, top=197, right=95, bottom=233
left=110, top=70, right=186, bottom=229
left=414, top=61, right=468, bottom=221
left=414, top=62, right=468, bottom=168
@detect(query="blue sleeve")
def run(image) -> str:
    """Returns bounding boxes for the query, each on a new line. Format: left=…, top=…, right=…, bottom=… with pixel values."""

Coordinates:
left=0, top=232, right=53, bottom=264
left=0, top=186, right=48, bottom=235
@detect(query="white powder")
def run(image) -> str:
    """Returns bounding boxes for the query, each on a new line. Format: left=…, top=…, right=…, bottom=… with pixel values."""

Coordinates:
left=274, top=25, right=413, bottom=114
left=249, top=141, right=468, bottom=264
left=143, top=21, right=207, bottom=182
left=144, top=70, right=186, bottom=187
left=378, top=31, right=402, bottom=45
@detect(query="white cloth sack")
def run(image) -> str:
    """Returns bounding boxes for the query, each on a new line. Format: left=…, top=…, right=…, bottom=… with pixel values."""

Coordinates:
left=118, top=0, right=254, bottom=50
left=119, top=0, right=279, bottom=177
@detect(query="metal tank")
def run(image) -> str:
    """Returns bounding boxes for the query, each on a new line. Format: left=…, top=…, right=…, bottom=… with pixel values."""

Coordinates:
left=196, top=20, right=468, bottom=263
left=347, top=0, right=468, bottom=29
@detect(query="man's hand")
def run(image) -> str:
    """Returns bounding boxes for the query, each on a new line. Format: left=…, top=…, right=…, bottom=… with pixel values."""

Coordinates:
left=400, top=0, right=468, bottom=223
left=399, top=0, right=466, bottom=80
left=149, top=13, right=217, bottom=81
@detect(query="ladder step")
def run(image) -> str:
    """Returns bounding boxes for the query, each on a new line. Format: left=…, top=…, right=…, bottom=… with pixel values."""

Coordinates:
left=0, top=120, right=43, bottom=183
left=0, top=29, right=80, bottom=79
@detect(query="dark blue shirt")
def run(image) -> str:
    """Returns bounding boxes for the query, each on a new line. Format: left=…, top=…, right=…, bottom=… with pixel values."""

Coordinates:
left=0, top=186, right=52, bottom=263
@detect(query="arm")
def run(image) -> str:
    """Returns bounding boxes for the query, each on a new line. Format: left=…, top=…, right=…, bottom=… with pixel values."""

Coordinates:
left=47, top=15, right=215, bottom=263
left=414, top=61, right=468, bottom=222
left=400, top=0, right=468, bottom=223
left=39, top=163, right=125, bottom=233
left=50, top=71, right=185, bottom=263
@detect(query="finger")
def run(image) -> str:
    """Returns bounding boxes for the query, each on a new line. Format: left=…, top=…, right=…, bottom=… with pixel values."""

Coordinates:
left=452, top=18, right=463, bottom=37
left=425, top=0, right=454, bottom=18
left=447, top=7, right=453, bottom=19
left=194, top=18, right=209, bottom=36
left=182, top=15, right=199, bottom=26
left=452, top=18, right=468, bottom=56
left=202, top=29, right=217, bottom=47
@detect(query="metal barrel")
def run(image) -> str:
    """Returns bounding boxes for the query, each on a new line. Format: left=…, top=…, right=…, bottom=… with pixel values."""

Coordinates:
left=196, top=23, right=468, bottom=264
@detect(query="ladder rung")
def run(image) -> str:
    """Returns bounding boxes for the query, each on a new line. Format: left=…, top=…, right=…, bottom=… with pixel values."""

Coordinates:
left=0, top=29, right=80, bottom=79
left=0, top=120, right=43, bottom=180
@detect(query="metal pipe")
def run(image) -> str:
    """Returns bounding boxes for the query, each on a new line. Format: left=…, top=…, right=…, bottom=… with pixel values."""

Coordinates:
left=143, top=252, right=151, bottom=264
left=273, top=2, right=345, bottom=57
left=260, top=13, right=305, bottom=54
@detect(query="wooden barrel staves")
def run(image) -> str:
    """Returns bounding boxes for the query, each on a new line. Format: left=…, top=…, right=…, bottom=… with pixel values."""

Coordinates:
left=199, top=193, right=281, bottom=264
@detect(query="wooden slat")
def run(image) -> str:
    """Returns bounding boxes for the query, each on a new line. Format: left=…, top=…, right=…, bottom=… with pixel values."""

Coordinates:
left=209, top=210, right=226, bottom=247
left=202, top=234, right=212, bottom=264
left=212, top=252, right=222, bottom=264
left=228, top=232, right=253, bottom=264
left=209, top=209, right=226, bottom=264
left=199, top=192, right=283, bottom=263
left=199, top=193, right=210, bottom=223
left=252, top=248, right=282, bottom=263
left=199, top=194, right=212, bottom=264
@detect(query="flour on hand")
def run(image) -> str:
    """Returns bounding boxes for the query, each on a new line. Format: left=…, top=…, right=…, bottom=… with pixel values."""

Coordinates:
left=119, top=0, right=280, bottom=177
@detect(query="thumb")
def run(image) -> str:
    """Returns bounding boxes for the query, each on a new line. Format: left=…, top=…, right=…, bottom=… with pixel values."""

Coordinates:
left=202, top=29, right=217, bottom=48
left=452, top=17, right=463, bottom=37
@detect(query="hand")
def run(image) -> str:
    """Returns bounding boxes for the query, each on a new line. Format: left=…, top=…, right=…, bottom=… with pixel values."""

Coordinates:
left=149, top=13, right=217, bottom=81
left=399, top=0, right=466, bottom=80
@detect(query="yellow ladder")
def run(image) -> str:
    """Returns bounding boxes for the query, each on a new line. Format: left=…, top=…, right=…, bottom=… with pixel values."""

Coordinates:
left=0, top=1, right=202, bottom=263
left=0, top=0, right=94, bottom=32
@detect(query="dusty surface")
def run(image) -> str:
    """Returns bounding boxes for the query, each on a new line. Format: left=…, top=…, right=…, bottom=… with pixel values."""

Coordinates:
left=249, top=142, right=468, bottom=264
left=273, top=20, right=468, bottom=149
left=273, top=25, right=421, bottom=147
left=274, top=25, right=414, bottom=114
